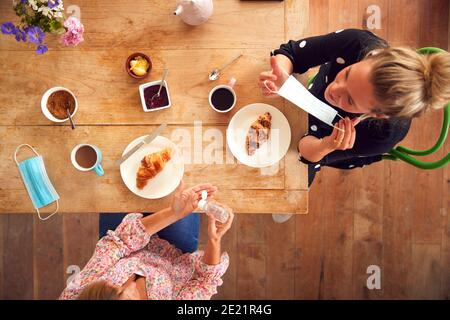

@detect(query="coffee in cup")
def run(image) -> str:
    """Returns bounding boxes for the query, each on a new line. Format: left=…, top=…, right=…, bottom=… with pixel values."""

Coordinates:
left=209, top=78, right=237, bottom=113
left=71, top=144, right=104, bottom=176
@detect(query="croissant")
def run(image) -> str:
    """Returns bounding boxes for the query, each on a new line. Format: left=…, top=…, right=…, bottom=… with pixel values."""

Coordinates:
left=136, top=148, right=172, bottom=189
left=246, top=112, right=272, bottom=156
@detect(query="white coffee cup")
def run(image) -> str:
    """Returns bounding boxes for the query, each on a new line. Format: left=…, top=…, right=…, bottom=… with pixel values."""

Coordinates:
left=208, top=78, right=237, bottom=113
left=71, top=144, right=104, bottom=176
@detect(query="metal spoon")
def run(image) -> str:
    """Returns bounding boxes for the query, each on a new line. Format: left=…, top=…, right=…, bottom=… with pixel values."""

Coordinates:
left=151, top=69, right=169, bottom=102
left=208, top=53, right=243, bottom=81
left=66, top=104, right=75, bottom=130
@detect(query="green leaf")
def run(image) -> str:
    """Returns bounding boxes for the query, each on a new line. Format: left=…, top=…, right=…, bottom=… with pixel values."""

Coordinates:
left=49, top=20, right=63, bottom=33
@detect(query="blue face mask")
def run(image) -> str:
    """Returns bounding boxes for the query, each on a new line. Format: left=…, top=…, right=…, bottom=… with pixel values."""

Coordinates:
left=14, top=144, right=60, bottom=221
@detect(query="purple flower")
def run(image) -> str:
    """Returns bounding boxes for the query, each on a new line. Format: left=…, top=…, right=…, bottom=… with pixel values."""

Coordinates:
left=26, top=26, right=45, bottom=44
left=47, top=0, right=60, bottom=9
left=36, top=44, right=48, bottom=55
left=14, top=29, right=26, bottom=42
left=1, top=22, right=16, bottom=35
left=20, top=0, right=28, bottom=4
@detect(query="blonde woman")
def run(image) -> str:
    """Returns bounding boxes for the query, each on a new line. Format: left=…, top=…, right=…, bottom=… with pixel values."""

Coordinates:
left=60, top=182, right=234, bottom=300
left=260, top=29, right=450, bottom=189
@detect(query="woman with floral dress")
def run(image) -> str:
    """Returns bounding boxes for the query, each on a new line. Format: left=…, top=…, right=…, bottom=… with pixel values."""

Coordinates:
left=60, top=181, right=234, bottom=300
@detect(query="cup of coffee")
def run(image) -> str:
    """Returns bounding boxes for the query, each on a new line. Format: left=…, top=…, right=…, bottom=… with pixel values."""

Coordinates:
left=71, top=144, right=104, bottom=176
left=208, top=78, right=237, bottom=113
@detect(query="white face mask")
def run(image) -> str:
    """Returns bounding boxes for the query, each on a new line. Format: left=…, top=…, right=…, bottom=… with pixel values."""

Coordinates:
left=264, top=70, right=344, bottom=131
left=278, top=75, right=339, bottom=127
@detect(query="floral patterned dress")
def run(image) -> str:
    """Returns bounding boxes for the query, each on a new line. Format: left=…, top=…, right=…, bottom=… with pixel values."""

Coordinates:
left=60, top=213, right=229, bottom=300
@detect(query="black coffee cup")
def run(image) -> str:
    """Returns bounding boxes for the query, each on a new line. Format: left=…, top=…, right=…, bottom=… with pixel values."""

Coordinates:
left=208, top=78, right=237, bottom=113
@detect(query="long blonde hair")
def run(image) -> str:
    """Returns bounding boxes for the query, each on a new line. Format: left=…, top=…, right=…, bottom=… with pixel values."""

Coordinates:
left=365, top=47, right=450, bottom=118
left=76, top=281, right=120, bottom=300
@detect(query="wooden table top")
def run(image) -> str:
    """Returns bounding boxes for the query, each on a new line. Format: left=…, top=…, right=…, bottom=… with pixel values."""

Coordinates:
left=0, top=0, right=308, bottom=214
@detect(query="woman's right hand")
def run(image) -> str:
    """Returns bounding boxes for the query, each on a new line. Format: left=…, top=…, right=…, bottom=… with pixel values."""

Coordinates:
left=259, top=56, right=286, bottom=97
left=171, top=180, right=217, bottom=218
left=207, top=210, right=234, bottom=243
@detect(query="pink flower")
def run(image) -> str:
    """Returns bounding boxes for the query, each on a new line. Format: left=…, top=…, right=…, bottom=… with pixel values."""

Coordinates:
left=61, top=17, right=84, bottom=46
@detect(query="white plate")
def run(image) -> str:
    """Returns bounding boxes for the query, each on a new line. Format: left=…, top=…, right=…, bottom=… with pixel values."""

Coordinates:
left=227, top=103, right=291, bottom=168
left=120, top=135, right=184, bottom=199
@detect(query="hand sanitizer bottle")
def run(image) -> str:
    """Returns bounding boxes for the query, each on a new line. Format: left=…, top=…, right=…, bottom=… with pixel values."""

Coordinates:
left=198, top=190, right=230, bottom=223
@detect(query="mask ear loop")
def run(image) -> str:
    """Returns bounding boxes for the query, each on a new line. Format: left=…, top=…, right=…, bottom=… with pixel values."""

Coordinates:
left=14, top=144, right=39, bottom=166
left=262, top=64, right=291, bottom=95
left=357, top=114, right=370, bottom=122
left=263, top=79, right=279, bottom=95
left=14, top=144, right=60, bottom=221
left=36, top=201, right=59, bottom=221
left=337, top=114, right=368, bottom=127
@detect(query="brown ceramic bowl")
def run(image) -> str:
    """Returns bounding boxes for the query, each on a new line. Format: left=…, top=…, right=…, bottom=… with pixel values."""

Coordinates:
left=125, top=52, right=152, bottom=79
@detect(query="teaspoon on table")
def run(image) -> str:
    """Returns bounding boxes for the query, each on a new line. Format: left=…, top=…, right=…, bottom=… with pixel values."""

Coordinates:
left=208, top=53, right=243, bottom=81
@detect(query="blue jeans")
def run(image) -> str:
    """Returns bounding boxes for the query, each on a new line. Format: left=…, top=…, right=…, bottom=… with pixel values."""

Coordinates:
left=99, top=212, right=200, bottom=254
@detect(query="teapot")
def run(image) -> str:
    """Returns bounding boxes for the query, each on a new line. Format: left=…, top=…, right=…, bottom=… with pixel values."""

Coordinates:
left=173, top=0, right=213, bottom=26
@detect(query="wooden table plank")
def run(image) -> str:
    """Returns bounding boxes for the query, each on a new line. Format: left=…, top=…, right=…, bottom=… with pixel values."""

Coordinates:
left=409, top=244, right=442, bottom=299
left=63, top=213, right=99, bottom=287
left=418, top=0, right=449, bottom=50
left=2, top=214, right=34, bottom=299
left=352, top=164, right=384, bottom=299
left=0, top=215, right=4, bottom=299
left=0, top=0, right=284, bottom=51
left=0, top=49, right=284, bottom=126
left=382, top=161, right=415, bottom=299
left=321, top=168, right=354, bottom=300
left=442, top=164, right=450, bottom=299
left=33, top=214, right=64, bottom=299
left=294, top=173, right=326, bottom=299
left=266, top=214, right=296, bottom=299
left=237, top=243, right=267, bottom=299
left=0, top=126, right=307, bottom=214
left=328, top=0, right=359, bottom=31
left=387, top=0, right=420, bottom=47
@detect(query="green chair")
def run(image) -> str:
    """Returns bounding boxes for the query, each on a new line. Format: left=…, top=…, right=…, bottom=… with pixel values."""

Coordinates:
left=306, top=47, right=450, bottom=170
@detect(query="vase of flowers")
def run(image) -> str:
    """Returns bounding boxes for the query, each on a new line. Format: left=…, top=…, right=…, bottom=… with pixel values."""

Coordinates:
left=1, top=0, right=85, bottom=54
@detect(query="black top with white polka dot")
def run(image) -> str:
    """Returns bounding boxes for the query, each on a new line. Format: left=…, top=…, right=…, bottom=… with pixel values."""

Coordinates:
left=273, top=29, right=412, bottom=169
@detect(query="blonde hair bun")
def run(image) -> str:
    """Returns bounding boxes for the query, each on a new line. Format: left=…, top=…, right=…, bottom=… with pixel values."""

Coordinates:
left=427, top=52, right=450, bottom=111
left=367, top=47, right=450, bottom=118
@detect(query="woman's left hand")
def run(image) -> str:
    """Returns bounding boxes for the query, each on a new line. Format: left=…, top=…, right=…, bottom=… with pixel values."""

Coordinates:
left=171, top=180, right=218, bottom=218
left=207, top=210, right=234, bottom=243
left=322, top=117, right=360, bottom=151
